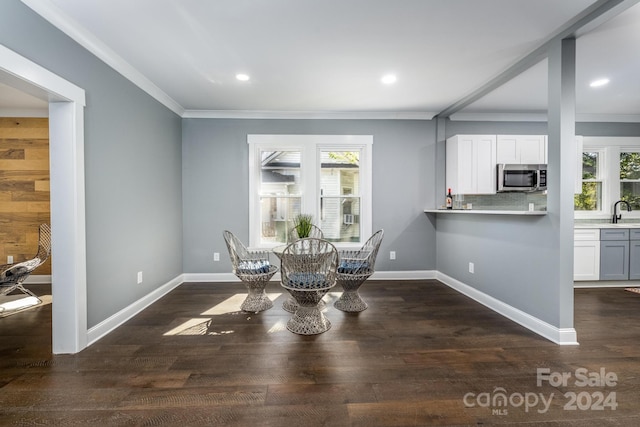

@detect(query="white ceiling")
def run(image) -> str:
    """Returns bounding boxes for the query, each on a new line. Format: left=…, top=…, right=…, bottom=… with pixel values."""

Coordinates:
left=4, top=0, right=640, bottom=121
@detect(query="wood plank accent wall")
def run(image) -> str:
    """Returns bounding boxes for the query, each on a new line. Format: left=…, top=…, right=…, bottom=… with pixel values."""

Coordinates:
left=0, top=117, right=51, bottom=275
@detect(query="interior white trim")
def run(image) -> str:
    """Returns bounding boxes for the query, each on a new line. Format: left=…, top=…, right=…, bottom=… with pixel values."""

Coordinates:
left=1, top=43, right=87, bottom=354
left=20, top=0, right=184, bottom=117
left=24, top=275, right=52, bottom=284
left=182, top=270, right=436, bottom=283
left=87, top=274, right=184, bottom=346
left=577, top=114, right=640, bottom=123
left=449, top=112, right=549, bottom=122
left=183, top=110, right=436, bottom=120
left=436, top=272, right=579, bottom=345
left=370, top=270, right=437, bottom=280
left=0, top=107, right=48, bottom=117
left=183, top=273, right=240, bottom=283
left=449, top=112, right=640, bottom=123
left=95, top=270, right=577, bottom=346
left=247, top=134, right=374, bottom=248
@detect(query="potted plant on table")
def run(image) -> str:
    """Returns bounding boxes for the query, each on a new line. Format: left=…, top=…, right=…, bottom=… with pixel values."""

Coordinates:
left=293, top=213, right=314, bottom=238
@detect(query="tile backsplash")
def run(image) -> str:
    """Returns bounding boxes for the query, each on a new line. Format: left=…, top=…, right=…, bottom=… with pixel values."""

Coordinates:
left=460, top=192, right=547, bottom=211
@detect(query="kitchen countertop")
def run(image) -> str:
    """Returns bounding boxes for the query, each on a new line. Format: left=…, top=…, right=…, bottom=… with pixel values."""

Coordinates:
left=424, top=209, right=546, bottom=216
left=575, top=223, right=640, bottom=229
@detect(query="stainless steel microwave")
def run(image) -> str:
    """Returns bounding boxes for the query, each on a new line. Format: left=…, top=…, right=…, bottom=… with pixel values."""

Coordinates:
left=497, top=164, right=547, bottom=192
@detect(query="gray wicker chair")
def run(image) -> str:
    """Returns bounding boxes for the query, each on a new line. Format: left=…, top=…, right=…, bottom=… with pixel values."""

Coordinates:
left=280, top=238, right=338, bottom=335
left=334, top=229, right=384, bottom=312
left=0, top=223, right=52, bottom=304
left=223, top=230, right=277, bottom=313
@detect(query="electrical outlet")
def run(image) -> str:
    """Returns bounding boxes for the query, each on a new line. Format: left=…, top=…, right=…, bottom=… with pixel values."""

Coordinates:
left=137, top=271, right=143, bottom=284
left=469, top=262, right=474, bottom=274
left=7, top=255, right=13, bottom=264
left=390, top=251, right=396, bottom=260
left=214, top=252, right=220, bottom=261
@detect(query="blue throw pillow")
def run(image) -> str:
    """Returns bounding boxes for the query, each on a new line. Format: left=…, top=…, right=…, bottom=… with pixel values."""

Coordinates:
left=287, top=272, right=330, bottom=289
left=237, top=260, right=270, bottom=274
left=337, top=260, right=370, bottom=274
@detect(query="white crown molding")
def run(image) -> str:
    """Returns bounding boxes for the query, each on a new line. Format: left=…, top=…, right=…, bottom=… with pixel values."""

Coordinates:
left=575, top=113, right=640, bottom=123
left=182, top=110, right=436, bottom=120
left=449, top=112, right=640, bottom=123
left=20, top=0, right=185, bottom=117
left=449, top=112, right=549, bottom=122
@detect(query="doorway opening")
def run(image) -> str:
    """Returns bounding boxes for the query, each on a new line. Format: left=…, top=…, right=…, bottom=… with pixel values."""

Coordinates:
left=0, top=44, right=87, bottom=354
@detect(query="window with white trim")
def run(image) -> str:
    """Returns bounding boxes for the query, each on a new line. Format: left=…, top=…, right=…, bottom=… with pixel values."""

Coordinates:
left=248, top=135, right=372, bottom=248
left=576, top=137, right=640, bottom=219
left=620, top=151, right=640, bottom=210
left=574, top=150, right=604, bottom=212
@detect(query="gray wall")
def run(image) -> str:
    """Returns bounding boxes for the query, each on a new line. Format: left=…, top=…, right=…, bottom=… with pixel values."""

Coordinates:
left=182, top=119, right=437, bottom=274
left=1, top=1, right=183, bottom=328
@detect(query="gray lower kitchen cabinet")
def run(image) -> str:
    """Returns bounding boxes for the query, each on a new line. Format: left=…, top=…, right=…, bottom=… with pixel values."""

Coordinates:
left=600, top=229, right=630, bottom=280
left=630, top=230, right=640, bottom=280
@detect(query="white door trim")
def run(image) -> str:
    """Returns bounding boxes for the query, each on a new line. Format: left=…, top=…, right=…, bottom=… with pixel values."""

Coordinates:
left=0, top=43, right=87, bottom=354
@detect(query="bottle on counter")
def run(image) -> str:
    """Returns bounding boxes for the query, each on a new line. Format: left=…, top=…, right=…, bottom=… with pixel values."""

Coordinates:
left=446, top=188, right=453, bottom=210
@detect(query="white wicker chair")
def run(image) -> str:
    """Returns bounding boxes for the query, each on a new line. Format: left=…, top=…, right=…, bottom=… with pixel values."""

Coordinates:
left=334, top=229, right=384, bottom=312
left=0, top=224, right=51, bottom=305
left=280, top=238, right=338, bottom=335
left=281, top=224, right=325, bottom=313
left=223, top=230, right=277, bottom=313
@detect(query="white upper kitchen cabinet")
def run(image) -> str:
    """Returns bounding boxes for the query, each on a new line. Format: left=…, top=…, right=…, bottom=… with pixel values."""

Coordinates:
left=496, top=135, right=547, bottom=164
left=446, top=135, right=497, bottom=195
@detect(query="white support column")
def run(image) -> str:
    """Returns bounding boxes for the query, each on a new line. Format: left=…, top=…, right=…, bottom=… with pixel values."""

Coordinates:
left=547, top=38, right=576, bottom=332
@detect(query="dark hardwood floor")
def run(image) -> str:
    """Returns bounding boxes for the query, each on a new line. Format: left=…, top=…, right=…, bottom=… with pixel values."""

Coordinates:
left=2, top=280, right=640, bottom=426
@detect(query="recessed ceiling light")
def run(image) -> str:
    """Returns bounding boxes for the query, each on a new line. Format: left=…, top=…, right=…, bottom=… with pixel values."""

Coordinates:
left=589, top=78, right=609, bottom=88
left=236, top=73, right=250, bottom=82
left=381, top=74, right=397, bottom=85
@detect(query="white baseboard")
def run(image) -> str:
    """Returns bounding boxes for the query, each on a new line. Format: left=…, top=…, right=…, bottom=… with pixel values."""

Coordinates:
left=86, top=274, right=184, bottom=346
left=85, top=270, right=577, bottom=347
left=182, top=272, right=239, bottom=282
left=370, top=270, right=437, bottom=280
left=574, top=280, right=640, bottom=288
left=24, top=275, right=52, bottom=284
left=436, top=272, right=578, bottom=346
left=182, top=270, right=437, bottom=283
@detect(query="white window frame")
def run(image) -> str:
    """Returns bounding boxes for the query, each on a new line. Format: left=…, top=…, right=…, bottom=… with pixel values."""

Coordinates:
left=578, top=137, right=640, bottom=220
left=619, top=147, right=640, bottom=214
left=248, top=134, right=373, bottom=248
left=575, top=147, right=606, bottom=218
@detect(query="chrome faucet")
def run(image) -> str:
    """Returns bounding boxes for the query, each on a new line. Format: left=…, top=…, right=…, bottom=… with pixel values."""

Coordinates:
left=612, top=200, right=632, bottom=223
